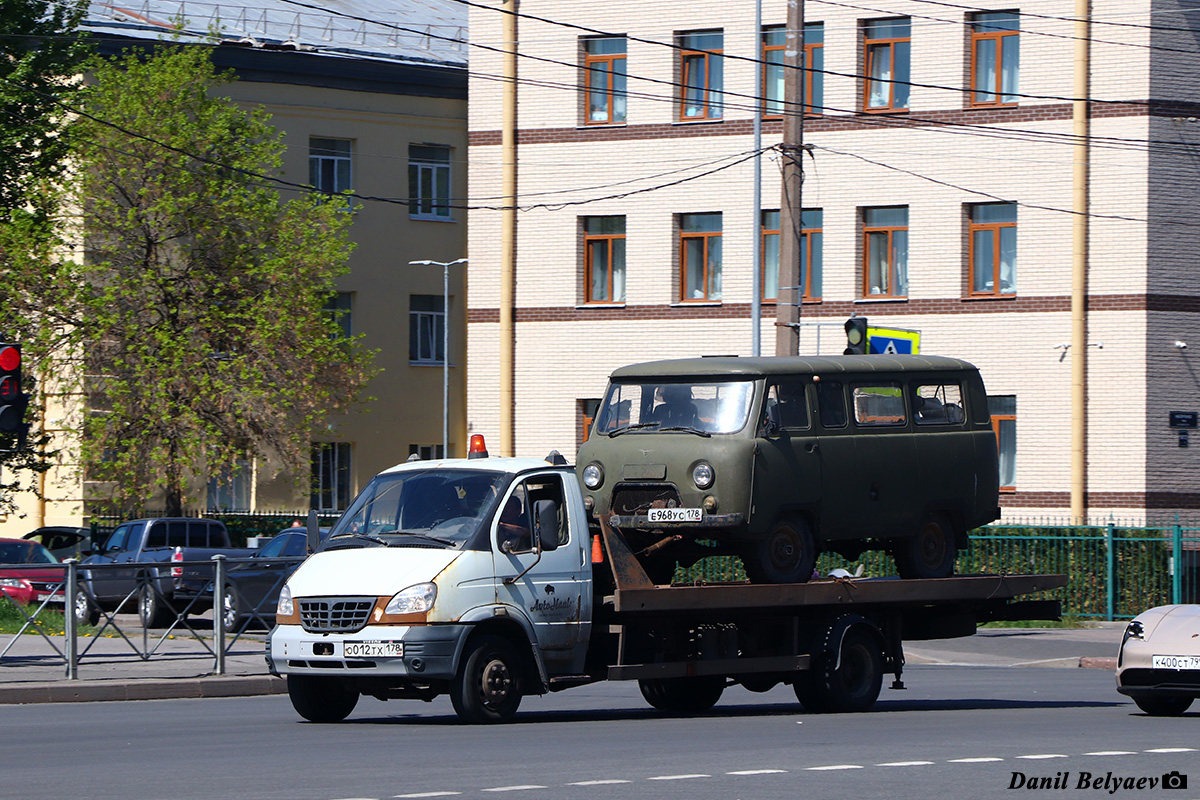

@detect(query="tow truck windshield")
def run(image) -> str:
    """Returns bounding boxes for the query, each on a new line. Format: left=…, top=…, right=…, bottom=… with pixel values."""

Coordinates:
left=329, top=469, right=509, bottom=548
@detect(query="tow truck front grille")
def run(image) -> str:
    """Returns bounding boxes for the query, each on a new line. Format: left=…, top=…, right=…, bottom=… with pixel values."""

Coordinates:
left=299, top=597, right=374, bottom=633
left=611, top=483, right=681, bottom=515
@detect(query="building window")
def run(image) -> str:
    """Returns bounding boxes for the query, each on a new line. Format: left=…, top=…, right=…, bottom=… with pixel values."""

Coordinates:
left=206, top=458, right=251, bottom=512
left=864, top=18, right=910, bottom=111
left=679, top=31, right=723, bottom=121
left=409, top=443, right=445, bottom=460
left=583, top=216, right=626, bottom=304
left=969, top=203, right=1017, bottom=296
left=679, top=212, right=722, bottom=302
left=863, top=206, right=908, bottom=298
left=409, top=144, right=452, bottom=220
left=989, top=395, right=1016, bottom=489
left=971, top=12, right=1019, bottom=106
left=311, top=442, right=351, bottom=511
left=583, top=37, right=626, bottom=124
left=309, top=137, right=352, bottom=199
left=762, top=209, right=822, bottom=302
left=410, top=294, right=445, bottom=365
left=764, top=23, right=824, bottom=117
left=580, top=398, right=601, bottom=444
left=323, top=292, right=352, bottom=339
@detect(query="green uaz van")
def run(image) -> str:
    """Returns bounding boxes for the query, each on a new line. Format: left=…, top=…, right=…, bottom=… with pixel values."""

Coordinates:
left=576, top=355, right=1001, bottom=583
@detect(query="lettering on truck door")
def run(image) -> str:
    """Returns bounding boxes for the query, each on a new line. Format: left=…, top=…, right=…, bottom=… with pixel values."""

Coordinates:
left=492, top=473, right=587, bottom=674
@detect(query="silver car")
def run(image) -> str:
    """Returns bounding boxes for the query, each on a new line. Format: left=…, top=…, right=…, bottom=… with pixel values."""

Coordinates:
left=1116, top=604, right=1200, bottom=716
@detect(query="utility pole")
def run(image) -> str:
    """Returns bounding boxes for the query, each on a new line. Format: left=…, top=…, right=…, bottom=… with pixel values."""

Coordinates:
left=775, top=0, right=805, bottom=357
left=1070, top=0, right=1090, bottom=522
left=500, top=0, right=517, bottom=456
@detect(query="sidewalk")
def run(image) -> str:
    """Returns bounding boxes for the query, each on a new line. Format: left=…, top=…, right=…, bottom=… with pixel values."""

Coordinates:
left=0, top=621, right=1126, bottom=705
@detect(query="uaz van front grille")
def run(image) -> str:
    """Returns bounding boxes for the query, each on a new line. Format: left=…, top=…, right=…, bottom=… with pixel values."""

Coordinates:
left=299, top=597, right=374, bottom=633
left=611, top=483, right=681, bottom=515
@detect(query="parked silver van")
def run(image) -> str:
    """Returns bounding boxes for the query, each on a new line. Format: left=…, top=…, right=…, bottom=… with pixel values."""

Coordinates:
left=576, top=355, right=1001, bottom=583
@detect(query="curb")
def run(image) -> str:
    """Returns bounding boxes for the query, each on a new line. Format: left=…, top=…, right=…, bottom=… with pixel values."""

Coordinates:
left=1078, top=656, right=1118, bottom=670
left=0, top=675, right=287, bottom=705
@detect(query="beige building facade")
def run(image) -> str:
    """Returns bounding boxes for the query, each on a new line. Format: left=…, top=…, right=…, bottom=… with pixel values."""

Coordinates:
left=0, top=1, right=468, bottom=535
left=466, top=0, right=1200, bottom=524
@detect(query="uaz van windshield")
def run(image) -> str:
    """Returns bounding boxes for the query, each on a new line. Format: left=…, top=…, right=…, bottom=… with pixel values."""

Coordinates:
left=329, top=469, right=508, bottom=548
left=594, top=379, right=756, bottom=436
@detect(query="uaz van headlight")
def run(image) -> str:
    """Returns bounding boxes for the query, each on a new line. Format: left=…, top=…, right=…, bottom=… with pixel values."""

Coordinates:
left=692, top=461, right=715, bottom=490
left=582, top=462, right=604, bottom=489
left=385, top=583, right=437, bottom=615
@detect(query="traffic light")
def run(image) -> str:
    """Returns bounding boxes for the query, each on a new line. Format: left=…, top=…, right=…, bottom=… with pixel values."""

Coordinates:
left=0, top=343, right=29, bottom=435
left=844, top=317, right=869, bottom=355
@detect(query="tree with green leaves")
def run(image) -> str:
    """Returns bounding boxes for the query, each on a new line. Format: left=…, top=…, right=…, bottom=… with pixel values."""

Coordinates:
left=63, top=44, right=374, bottom=514
left=0, top=0, right=89, bottom=510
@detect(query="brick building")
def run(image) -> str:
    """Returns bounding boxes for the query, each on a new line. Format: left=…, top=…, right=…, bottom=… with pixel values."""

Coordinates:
left=466, top=0, right=1200, bottom=523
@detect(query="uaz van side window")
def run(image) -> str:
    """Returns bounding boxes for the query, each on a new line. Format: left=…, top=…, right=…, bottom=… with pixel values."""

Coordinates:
left=914, top=382, right=966, bottom=425
left=816, top=380, right=847, bottom=428
left=764, top=379, right=811, bottom=430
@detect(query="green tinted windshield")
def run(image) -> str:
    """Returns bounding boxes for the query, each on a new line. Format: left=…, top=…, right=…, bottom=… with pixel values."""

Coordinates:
left=594, top=379, right=756, bottom=435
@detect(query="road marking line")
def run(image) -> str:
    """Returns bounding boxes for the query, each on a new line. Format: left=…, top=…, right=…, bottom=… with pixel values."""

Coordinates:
left=394, top=794, right=462, bottom=798
left=876, top=761, right=935, bottom=767
left=1146, top=748, right=1197, bottom=753
left=1084, top=751, right=1136, bottom=756
left=805, top=765, right=864, bottom=771
left=566, top=780, right=631, bottom=786
left=949, top=758, right=1003, bottom=763
left=647, top=774, right=711, bottom=781
left=481, top=787, right=548, bottom=793
left=1017, top=754, right=1068, bottom=760
left=727, top=770, right=788, bottom=776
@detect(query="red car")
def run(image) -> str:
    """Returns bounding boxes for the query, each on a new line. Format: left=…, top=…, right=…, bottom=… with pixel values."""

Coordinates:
left=0, top=537, right=67, bottom=607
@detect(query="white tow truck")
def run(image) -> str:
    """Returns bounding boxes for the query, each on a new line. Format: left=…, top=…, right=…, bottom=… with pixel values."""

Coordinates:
left=267, top=437, right=1065, bottom=723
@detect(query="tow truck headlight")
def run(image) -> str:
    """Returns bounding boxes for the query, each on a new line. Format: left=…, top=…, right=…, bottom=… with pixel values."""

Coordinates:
left=276, top=584, right=294, bottom=618
left=385, top=583, right=437, bottom=615
left=582, top=463, right=604, bottom=490
left=692, top=461, right=715, bottom=490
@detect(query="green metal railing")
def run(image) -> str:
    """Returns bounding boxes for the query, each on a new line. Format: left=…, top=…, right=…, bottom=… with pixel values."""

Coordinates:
left=675, top=522, right=1200, bottom=621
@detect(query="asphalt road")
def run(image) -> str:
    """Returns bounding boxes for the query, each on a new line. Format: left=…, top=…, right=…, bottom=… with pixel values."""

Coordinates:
left=3, top=664, right=1196, bottom=800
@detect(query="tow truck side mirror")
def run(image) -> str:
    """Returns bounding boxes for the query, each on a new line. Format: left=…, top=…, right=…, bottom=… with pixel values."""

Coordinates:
left=306, top=509, right=320, bottom=554
left=534, top=499, right=559, bottom=553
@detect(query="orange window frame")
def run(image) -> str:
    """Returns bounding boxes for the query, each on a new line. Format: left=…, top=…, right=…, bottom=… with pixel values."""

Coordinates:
left=584, top=50, right=626, bottom=125
left=970, top=27, right=1017, bottom=107
left=584, top=229, right=625, bottom=304
left=968, top=216, right=1016, bottom=297
left=680, top=229, right=721, bottom=302
left=862, top=224, right=907, bottom=298
left=761, top=220, right=822, bottom=302
left=680, top=46, right=723, bottom=121
left=762, top=34, right=823, bottom=118
left=864, top=32, right=909, bottom=111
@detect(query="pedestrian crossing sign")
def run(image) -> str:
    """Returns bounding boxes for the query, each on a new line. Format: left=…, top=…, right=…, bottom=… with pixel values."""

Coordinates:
left=866, top=326, right=920, bottom=355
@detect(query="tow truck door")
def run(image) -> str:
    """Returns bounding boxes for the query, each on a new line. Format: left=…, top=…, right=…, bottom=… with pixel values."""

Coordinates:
left=492, top=471, right=591, bottom=674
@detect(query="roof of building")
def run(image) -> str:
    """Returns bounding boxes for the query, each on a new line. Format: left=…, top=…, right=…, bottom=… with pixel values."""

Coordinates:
left=83, top=0, right=467, bottom=67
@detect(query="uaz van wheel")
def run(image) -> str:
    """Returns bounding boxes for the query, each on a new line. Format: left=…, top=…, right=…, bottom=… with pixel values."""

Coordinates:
left=743, top=515, right=816, bottom=584
left=451, top=634, right=523, bottom=723
left=895, top=513, right=956, bottom=579
left=288, top=674, right=359, bottom=723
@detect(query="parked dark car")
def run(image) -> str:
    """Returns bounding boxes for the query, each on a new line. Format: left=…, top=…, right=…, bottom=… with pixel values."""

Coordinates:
left=22, top=526, right=92, bottom=561
left=221, top=528, right=330, bottom=631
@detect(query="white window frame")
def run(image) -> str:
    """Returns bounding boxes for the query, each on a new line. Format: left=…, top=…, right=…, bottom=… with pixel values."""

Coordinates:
left=409, top=145, right=453, bottom=220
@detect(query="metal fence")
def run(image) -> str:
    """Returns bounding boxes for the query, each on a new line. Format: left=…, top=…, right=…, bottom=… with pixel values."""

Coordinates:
left=677, top=522, right=1200, bottom=621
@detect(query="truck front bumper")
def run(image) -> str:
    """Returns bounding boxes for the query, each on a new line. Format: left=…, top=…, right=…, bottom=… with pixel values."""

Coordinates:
left=268, top=623, right=469, bottom=681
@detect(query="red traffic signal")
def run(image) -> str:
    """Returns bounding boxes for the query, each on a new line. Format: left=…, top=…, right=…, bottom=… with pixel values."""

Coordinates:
left=0, top=343, right=28, bottom=434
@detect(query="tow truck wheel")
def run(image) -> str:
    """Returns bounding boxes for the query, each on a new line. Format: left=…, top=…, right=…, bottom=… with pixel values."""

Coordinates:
left=1132, top=695, right=1193, bottom=717
left=451, top=634, right=523, bottom=723
left=812, top=627, right=884, bottom=713
left=638, top=676, right=725, bottom=713
left=288, top=674, right=359, bottom=723
left=743, top=515, right=816, bottom=584
left=895, top=512, right=957, bottom=579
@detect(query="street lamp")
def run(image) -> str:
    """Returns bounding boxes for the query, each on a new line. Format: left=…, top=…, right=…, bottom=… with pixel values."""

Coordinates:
left=409, top=258, right=466, bottom=457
